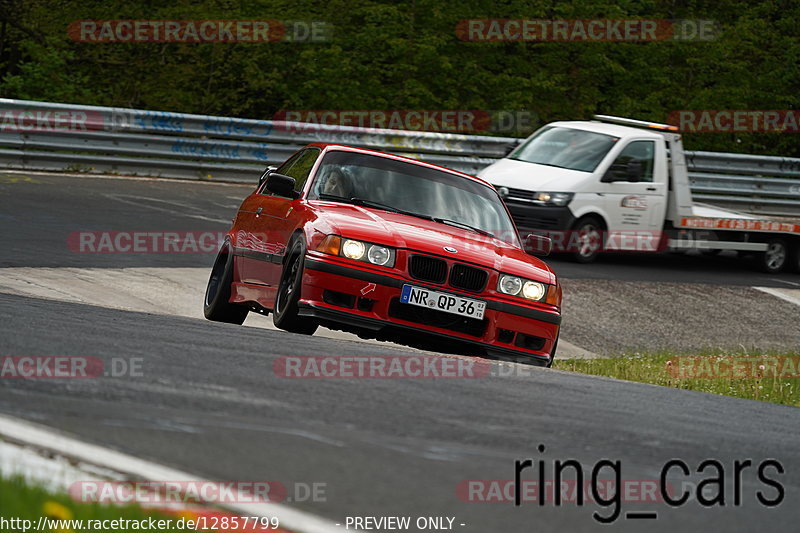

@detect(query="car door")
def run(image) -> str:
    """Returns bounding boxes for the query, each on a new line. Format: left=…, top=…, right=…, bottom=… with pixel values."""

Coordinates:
left=599, top=139, right=667, bottom=251
left=244, top=147, right=321, bottom=287
left=235, top=158, right=297, bottom=285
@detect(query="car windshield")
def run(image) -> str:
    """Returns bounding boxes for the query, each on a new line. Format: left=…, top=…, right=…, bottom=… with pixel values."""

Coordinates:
left=510, top=126, right=619, bottom=172
left=309, top=150, right=520, bottom=246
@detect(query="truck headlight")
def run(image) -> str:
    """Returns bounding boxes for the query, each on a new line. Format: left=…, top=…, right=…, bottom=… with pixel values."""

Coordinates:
left=532, top=192, right=574, bottom=206
left=498, top=274, right=548, bottom=302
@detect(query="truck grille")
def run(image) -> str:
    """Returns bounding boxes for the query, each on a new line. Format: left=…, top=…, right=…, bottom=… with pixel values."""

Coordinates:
left=449, top=263, right=488, bottom=292
left=409, top=255, right=447, bottom=283
left=509, top=210, right=561, bottom=230
left=496, top=186, right=537, bottom=203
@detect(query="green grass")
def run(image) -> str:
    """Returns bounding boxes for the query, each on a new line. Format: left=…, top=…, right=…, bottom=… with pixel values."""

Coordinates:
left=0, top=476, right=195, bottom=532
left=553, top=349, right=800, bottom=407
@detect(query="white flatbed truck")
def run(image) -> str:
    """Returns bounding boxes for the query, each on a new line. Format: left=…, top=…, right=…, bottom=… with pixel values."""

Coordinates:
left=478, top=115, right=800, bottom=273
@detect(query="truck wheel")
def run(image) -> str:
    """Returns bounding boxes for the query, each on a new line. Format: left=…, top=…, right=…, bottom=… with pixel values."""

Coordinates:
left=757, top=238, right=788, bottom=274
left=273, top=239, right=319, bottom=335
left=570, top=216, right=604, bottom=263
left=204, top=247, right=249, bottom=324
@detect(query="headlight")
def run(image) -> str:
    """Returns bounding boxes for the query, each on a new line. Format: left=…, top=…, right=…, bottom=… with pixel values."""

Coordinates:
left=317, top=235, right=396, bottom=268
left=498, top=275, right=522, bottom=296
left=532, top=192, right=574, bottom=207
left=497, top=274, right=548, bottom=302
left=367, top=245, right=392, bottom=266
left=342, top=239, right=366, bottom=260
left=522, top=280, right=546, bottom=300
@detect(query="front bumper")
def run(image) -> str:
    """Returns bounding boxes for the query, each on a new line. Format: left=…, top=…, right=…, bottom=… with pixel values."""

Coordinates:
left=299, top=255, right=560, bottom=365
left=505, top=203, right=576, bottom=234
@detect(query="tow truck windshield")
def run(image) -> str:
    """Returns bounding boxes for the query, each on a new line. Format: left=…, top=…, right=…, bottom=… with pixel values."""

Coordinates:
left=510, top=126, right=619, bottom=172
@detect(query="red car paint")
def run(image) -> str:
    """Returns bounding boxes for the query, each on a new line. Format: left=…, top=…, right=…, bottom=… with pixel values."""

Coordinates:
left=207, top=144, right=562, bottom=366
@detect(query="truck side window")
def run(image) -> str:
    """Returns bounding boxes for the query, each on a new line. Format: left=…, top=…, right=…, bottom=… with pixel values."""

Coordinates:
left=608, top=140, right=655, bottom=182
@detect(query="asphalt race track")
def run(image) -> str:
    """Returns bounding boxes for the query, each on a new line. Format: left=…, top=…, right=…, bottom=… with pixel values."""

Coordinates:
left=3, top=172, right=800, bottom=285
left=1, top=171, right=799, bottom=532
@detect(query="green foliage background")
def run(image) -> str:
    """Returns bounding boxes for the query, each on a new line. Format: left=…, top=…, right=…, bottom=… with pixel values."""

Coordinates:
left=1, top=0, right=798, bottom=155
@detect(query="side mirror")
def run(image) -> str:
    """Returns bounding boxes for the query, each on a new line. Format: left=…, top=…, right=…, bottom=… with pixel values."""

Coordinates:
left=266, top=173, right=299, bottom=199
left=524, top=233, right=553, bottom=257
left=503, top=140, right=521, bottom=157
left=259, top=165, right=278, bottom=185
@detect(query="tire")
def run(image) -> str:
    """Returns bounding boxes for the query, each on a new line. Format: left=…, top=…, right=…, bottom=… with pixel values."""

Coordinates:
left=273, top=239, right=318, bottom=335
left=569, top=216, right=604, bottom=263
left=204, top=246, right=249, bottom=324
left=757, top=238, right=789, bottom=274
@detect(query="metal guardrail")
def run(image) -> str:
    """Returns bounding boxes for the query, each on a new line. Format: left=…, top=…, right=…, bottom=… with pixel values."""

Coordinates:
left=1, top=98, right=799, bottom=216
left=0, top=98, right=508, bottom=177
left=685, top=151, right=800, bottom=215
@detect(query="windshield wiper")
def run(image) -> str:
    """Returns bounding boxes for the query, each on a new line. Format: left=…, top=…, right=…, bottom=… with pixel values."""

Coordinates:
left=317, top=193, right=354, bottom=203
left=508, top=157, right=570, bottom=170
left=319, top=196, right=490, bottom=235
left=532, top=161, right=571, bottom=170
left=348, top=198, right=436, bottom=222
left=349, top=197, right=399, bottom=212
left=433, top=218, right=495, bottom=238
left=317, top=195, right=401, bottom=213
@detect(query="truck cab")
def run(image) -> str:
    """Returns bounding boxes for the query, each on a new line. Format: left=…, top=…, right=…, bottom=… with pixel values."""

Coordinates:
left=479, top=115, right=800, bottom=272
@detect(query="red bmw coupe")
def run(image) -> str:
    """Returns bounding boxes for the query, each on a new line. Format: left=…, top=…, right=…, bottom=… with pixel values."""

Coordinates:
left=204, top=144, right=562, bottom=366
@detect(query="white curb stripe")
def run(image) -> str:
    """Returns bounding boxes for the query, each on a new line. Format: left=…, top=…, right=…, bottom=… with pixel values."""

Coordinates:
left=753, top=286, right=800, bottom=308
left=0, top=414, right=344, bottom=533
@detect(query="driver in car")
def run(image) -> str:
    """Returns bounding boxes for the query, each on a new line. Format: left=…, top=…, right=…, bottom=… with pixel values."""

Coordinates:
left=318, top=167, right=353, bottom=198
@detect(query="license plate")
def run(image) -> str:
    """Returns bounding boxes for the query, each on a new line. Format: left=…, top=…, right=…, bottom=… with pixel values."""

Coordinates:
left=400, top=284, right=486, bottom=320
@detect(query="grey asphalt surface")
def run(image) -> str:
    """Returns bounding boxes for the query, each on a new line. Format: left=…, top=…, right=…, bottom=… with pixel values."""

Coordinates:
left=1, top=171, right=799, bottom=531
left=0, top=172, right=244, bottom=269
left=1, top=293, right=799, bottom=532
left=560, top=279, right=800, bottom=355
left=2, top=170, right=799, bottom=286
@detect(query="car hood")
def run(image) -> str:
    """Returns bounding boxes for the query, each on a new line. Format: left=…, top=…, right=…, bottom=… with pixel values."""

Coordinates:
left=311, top=202, right=556, bottom=284
left=477, top=157, right=591, bottom=191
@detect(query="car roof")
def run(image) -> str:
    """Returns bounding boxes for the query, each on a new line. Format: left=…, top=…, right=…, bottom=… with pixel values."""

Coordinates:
left=307, top=143, right=495, bottom=189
